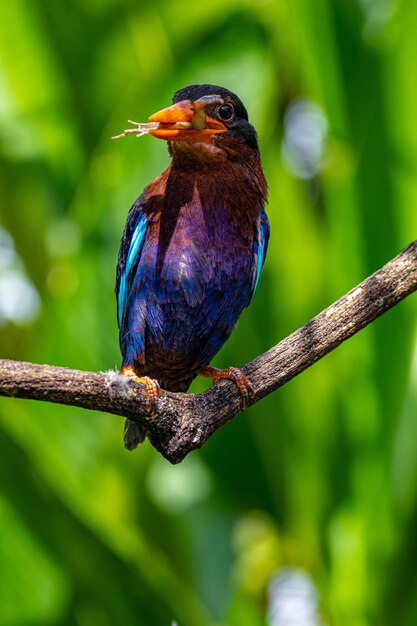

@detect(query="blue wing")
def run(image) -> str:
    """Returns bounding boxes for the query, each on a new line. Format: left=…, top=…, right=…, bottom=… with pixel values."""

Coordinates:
left=116, top=206, right=148, bottom=328
left=250, top=206, right=270, bottom=301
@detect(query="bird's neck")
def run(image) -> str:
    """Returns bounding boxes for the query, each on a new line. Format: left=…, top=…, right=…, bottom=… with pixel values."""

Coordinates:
left=167, top=141, right=268, bottom=206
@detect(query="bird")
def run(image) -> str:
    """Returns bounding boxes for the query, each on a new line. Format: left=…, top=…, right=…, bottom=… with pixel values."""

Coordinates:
left=115, top=84, right=269, bottom=449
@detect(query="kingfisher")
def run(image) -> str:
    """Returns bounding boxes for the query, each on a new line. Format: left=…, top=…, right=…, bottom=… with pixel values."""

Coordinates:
left=115, top=84, right=269, bottom=449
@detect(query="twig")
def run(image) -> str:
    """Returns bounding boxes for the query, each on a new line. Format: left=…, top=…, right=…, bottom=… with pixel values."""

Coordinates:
left=1, top=242, right=416, bottom=463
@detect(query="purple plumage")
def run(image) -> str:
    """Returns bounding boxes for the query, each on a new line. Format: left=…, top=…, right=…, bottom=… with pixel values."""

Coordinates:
left=115, top=84, right=269, bottom=448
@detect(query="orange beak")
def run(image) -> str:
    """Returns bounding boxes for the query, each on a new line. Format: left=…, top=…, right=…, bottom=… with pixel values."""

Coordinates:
left=147, top=97, right=227, bottom=143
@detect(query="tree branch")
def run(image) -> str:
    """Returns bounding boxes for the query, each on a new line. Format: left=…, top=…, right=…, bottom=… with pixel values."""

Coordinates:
left=1, top=242, right=417, bottom=463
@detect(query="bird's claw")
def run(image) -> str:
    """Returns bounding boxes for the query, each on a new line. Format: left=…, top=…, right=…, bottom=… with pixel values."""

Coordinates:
left=223, top=366, right=255, bottom=409
left=120, top=367, right=160, bottom=416
left=198, top=365, right=255, bottom=409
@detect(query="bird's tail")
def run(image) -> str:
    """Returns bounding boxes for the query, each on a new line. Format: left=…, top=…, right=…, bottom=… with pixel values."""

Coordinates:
left=124, top=418, right=147, bottom=450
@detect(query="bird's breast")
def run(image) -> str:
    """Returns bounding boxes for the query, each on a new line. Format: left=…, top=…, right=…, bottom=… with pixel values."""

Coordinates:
left=152, top=183, right=254, bottom=300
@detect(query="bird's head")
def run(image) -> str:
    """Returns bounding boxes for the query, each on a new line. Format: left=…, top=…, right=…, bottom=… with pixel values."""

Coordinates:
left=147, top=84, right=260, bottom=157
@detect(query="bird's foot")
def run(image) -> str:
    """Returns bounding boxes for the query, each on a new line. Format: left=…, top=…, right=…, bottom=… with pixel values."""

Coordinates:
left=120, top=366, right=160, bottom=416
left=198, top=365, right=255, bottom=409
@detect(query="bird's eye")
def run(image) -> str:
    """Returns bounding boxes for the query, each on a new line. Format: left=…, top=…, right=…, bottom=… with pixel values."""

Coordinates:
left=217, top=104, right=234, bottom=122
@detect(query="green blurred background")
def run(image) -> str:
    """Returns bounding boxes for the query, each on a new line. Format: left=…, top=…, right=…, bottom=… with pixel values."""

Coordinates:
left=1, top=0, right=417, bottom=624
